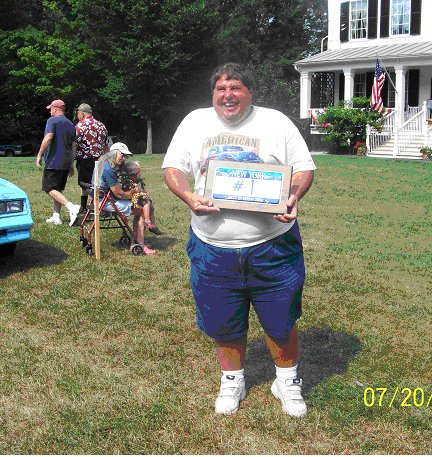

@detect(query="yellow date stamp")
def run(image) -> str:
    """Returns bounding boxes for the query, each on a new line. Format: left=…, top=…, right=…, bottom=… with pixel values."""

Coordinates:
left=363, top=387, right=431, bottom=408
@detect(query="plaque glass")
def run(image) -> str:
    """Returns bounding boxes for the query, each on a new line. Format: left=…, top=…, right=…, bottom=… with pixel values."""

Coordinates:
left=204, top=160, right=292, bottom=213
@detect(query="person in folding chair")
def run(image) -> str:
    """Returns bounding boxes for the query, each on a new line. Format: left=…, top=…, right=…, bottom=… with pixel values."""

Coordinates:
left=97, top=142, right=156, bottom=256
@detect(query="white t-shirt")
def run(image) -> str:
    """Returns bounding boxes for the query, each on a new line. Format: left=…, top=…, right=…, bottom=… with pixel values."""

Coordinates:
left=162, top=106, right=316, bottom=248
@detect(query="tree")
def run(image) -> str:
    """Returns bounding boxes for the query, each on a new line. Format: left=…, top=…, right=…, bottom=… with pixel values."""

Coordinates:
left=210, top=0, right=327, bottom=116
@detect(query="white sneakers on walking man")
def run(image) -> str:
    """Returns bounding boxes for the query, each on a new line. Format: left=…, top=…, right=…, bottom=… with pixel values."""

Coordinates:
left=46, top=203, right=80, bottom=226
left=215, top=367, right=307, bottom=418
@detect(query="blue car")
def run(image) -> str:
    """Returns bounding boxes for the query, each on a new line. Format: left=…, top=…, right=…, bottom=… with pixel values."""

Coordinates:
left=0, top=178, right=34, bottom=256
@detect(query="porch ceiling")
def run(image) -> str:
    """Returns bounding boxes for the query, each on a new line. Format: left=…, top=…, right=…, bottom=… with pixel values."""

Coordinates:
left=296, top=41, right=432, bottom=71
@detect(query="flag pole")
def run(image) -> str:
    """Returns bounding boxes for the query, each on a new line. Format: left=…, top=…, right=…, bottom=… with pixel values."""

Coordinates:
left=377, top=56, right=398, bottom=95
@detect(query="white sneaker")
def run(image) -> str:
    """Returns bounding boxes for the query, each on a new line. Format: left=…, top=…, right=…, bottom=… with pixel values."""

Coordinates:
left=271, top=378, right=307, bottom=417
left=68, top=204, right=81, bottom=227
left=46, top=214, right=62, bottom=225
left=215, top=375, right=246, bottom=415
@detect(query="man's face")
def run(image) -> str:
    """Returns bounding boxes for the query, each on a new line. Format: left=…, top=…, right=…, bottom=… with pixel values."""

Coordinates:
left=212, top=75, right=253, bottom=125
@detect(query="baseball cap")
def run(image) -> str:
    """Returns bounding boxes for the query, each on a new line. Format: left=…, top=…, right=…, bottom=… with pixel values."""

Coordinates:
left=110, top=142, right=133, bottom=155
left=77, top=103, right=92, bottom=113
left=46, top=99, right=65, bottom=109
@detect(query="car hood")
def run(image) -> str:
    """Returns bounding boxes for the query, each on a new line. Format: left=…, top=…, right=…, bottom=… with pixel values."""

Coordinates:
left=0, top=178, right=28, bottom=200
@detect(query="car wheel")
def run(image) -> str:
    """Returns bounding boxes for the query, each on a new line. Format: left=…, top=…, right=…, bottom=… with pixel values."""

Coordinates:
left=5, top=150, right=15, bottom=157
left=0, top=242, right=17, bottom=256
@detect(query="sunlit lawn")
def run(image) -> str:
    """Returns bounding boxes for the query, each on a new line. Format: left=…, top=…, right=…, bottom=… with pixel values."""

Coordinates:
left=0, top=154, right=431, bottom=454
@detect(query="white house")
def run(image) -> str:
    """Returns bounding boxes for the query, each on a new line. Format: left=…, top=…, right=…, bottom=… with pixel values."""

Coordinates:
left=295, top=0, right=432, bottom=158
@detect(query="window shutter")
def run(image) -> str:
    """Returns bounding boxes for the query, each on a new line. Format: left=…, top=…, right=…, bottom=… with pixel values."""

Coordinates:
left=368, top=0, right=378, bottom=39
left=408, top=69, right=420, bottom=106
left=339, top=73, right=345, bottom=101
left=366, top=72, right=375, bottom=98
left=380, top=0, right=390, bottom=37
left=411, top=0, right=422, bottom=35
left=340, top=2, right=349, bottom=42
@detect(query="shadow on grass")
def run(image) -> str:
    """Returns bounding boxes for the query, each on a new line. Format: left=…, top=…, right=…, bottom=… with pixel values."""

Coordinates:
left=0, top=239, right=67, bottom=279
left=245, top=327, right=362, bottom=396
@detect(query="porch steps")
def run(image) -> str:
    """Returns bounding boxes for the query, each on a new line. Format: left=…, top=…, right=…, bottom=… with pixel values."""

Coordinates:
left=368, top=135, right=425, bottom=159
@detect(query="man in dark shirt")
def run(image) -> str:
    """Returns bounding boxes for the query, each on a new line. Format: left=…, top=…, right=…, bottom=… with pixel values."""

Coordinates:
left=36, top=99, right=81, bottom=226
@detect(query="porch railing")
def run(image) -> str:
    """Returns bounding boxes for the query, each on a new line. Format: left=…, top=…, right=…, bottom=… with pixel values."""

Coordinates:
left=395, top=101, right=427, bottom=155
left=367, top=102, right=428, bottom=156
left=367, top=109, right=396, bottom=152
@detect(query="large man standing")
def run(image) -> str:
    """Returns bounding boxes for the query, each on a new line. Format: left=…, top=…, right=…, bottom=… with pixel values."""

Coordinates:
left=36, top=99, right=80, bottom=226
left=74, top=103, right=108, bottom=212
left=162, top=63, right=316, bottom=417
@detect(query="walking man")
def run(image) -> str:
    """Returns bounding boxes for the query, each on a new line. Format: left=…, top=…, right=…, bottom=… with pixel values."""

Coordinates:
left=36, top=99, right=80, bottom=226
left=74, top=103, right=108, bottom=212
left=163, top=63, right=316, bottom=417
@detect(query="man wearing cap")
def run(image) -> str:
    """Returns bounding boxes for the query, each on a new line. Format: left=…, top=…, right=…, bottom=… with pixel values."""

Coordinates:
left=75, top=103, right=109, bottom=213
left=36, top=99, right=81, bottom=226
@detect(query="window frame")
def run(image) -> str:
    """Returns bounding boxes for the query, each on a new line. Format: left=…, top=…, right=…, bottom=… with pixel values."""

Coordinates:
left=389, top=0, right=411, bottom=36
left=349, top=0, right=369, bottom=40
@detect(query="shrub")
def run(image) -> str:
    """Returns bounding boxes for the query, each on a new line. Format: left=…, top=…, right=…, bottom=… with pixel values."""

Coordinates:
left=317, top=97, right=384, bottom=154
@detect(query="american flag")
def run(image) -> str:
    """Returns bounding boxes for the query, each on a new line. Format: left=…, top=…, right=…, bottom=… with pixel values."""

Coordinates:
left=370, top=59, right=386, bottom=113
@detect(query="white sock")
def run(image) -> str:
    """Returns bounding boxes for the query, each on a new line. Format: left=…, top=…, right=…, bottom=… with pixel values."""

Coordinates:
left=222, top=369, right=244, bottom=380
left=275, top=365, right=298, bottom=381
left=53, top=212, right=61, bottom=218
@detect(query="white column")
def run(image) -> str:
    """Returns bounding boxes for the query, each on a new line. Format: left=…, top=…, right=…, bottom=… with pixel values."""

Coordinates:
left=299, top=71, right=312, bottom=119
left=395, top=65, right=406, bottom=127
left=343, top=69, right=354, bottom=103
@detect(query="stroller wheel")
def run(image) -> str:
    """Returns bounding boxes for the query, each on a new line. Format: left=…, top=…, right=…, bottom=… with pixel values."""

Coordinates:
left=131, top=244, right=143, bottom=256
left=119, top=234, right=131, bottom=247
left=80, top=236, right=88, bottom=248
left=85, top=244, right=93, bottom=256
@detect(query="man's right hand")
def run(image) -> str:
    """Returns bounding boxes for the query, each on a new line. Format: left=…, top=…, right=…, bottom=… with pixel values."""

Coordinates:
left=187, top=194, right=220, bottom=215
left=36, top=155, right=43, bottom=168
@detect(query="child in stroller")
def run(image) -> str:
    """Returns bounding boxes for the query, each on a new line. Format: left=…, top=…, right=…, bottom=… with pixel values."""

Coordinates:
left=119, top=161, right=162, bottom=236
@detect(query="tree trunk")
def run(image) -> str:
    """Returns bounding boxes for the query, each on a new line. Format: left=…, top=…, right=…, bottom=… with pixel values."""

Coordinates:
left=145, top=118, right=152, bottom=155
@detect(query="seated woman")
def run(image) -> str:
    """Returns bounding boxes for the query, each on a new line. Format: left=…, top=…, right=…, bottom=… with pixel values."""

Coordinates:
left=97, top=142, right=156, bottom=256
left=121, top=160, right=162, bottom=235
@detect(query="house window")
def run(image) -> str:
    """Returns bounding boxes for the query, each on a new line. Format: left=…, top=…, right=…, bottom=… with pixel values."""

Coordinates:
left=354, top=73, right=367, bottom=97
left=390, top=0, right=410, bottom=35
left=350, top=0, right=368, bottom=40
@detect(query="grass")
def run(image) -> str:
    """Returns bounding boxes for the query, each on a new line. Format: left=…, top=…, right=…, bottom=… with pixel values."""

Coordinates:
left=0, top=154, right=431, bottom=454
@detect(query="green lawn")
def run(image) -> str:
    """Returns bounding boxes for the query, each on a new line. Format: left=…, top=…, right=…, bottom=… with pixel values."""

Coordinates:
left=0, top=155, right=431, bottom=454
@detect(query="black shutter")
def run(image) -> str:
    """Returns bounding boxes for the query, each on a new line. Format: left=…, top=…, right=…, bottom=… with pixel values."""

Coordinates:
left=411, top=0, right=422, bottom=35
left=408, top=69, right=420, bottom=106
left=339, top=73, right=345, bottom=101
left=368, top=0, right=378, bottom=39
left=366, top=72, right=375, bottom=98
left=340, top=1, right=349, bottom=42
left=380, top=0, right=390, bottom=37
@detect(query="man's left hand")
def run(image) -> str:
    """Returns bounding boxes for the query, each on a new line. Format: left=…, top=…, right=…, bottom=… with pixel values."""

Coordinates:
left=274, top=194, right=298, bottom=223
left=69, top=166, right=75, bottom=177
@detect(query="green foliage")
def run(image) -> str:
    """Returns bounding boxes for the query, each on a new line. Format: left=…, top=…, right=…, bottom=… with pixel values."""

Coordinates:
left=317, top=97, right=384, bottom=151
left=212, top=0, right=327, bottom=116
left=419, top=146, right=432, bottom=158
left=0, top=0, right=327, bottom=143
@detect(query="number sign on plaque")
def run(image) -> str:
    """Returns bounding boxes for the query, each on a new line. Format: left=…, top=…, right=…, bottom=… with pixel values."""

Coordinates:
left=204, top=160, right=292, bottom=213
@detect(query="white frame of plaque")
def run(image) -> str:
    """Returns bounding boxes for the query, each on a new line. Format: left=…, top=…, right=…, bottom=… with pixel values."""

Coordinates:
left=204, top=160, right=293, bottom=213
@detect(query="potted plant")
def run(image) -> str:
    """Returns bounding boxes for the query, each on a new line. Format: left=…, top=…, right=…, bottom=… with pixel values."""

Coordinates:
left=419, top=146, right=432, bottom=159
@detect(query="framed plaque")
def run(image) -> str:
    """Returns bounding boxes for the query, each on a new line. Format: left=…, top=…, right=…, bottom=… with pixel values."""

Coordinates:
left=204, top=160, right=292, bottom=213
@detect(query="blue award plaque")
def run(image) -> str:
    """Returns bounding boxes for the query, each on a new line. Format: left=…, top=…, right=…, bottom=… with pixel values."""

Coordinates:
left=204, top=160, right=292, bottom=213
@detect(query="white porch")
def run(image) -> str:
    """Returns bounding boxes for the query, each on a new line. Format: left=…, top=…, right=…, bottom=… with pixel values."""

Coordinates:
left=295, top=41, right=432, bottom=159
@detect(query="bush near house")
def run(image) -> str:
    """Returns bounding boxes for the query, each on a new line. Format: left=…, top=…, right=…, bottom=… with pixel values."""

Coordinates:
left=317, top=97, right=384, bottom=154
